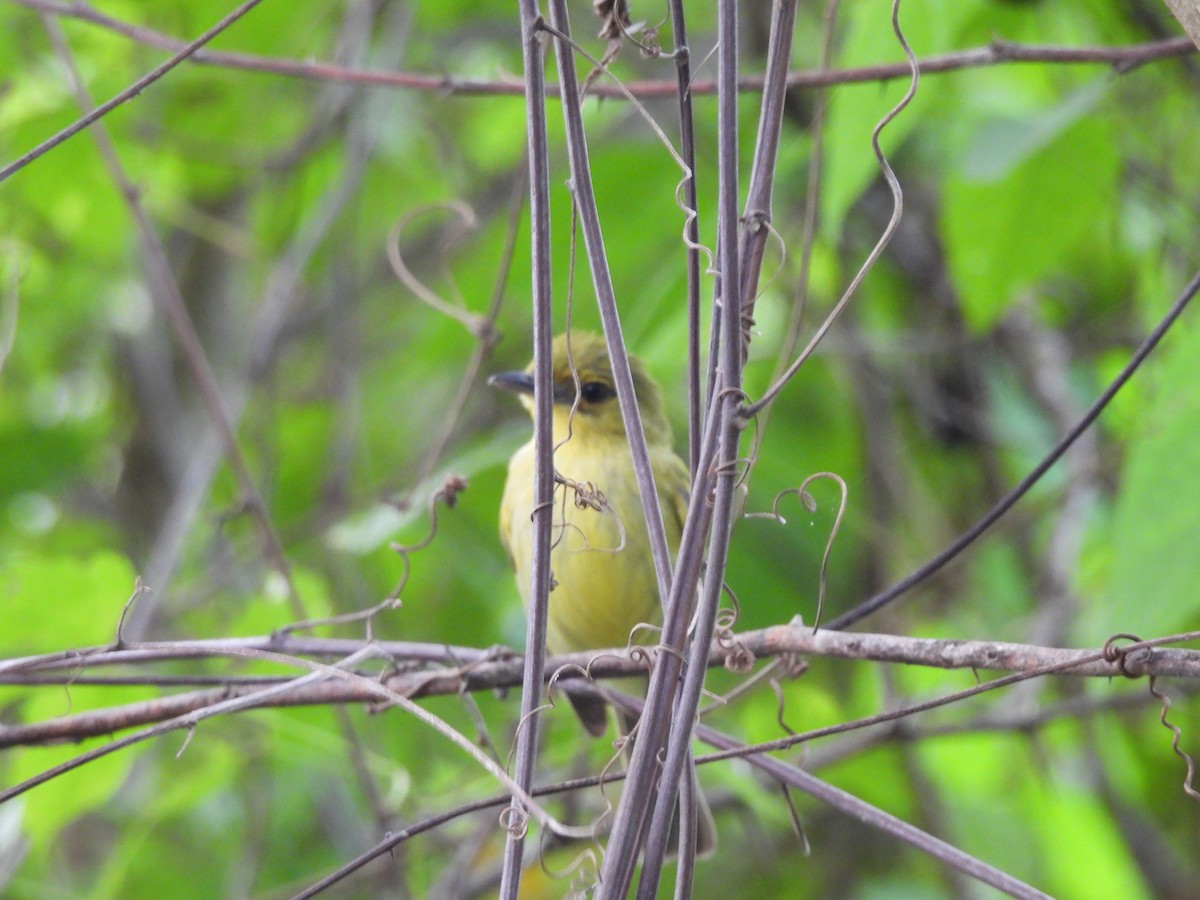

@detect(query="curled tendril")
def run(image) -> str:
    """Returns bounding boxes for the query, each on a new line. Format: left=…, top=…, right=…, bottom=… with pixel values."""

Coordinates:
left=498, top=804, right=530, bottom=839
left=709, top=384, right=752, bottom=429
left=595, top=747, right=624, bottom=818
left=507, top=695, right=559, bottom=776
left=555, top=639, right=659, bottom=709
left=724, top=643, right=755, bottom=675
left=648, top=639, right=687, bottom=671
left=711, top=582, right=753, bottom=674
left=625, top=644, right=655, bottom=669
left=387, top=202, right=489, bottom=337
left=565, top=477, right=608, bottom=512
left=720, top=578, right=742, bottom=624
left=1102, top=632, right=1148, bottom=678
left=1102, top=633, right=1200, bottom=803
left=548, top=473, right=628, bottom=557
left=713, top=608, right=740, bottom=654
left=546, top=662, right=594, bottom=705
left=115, top=576, right=150, bottom=648
left=625, top=621, right=662, bottom=650
left=613, top=10, right=675, bottom=61
left=770, top=677, right=797, bottom=737
left=387, top=475, right=469, bottom=603
left=750, top=473, right=848, bottom=632
left=1148, top=675, right=1200, bottom=803
left=737, top=213, right=790, bottom=353
left=537, top=827, right=602, bottom=899
left=778, top=651, right=808, bottom=680
left=705, top=386, right=754, bottom=503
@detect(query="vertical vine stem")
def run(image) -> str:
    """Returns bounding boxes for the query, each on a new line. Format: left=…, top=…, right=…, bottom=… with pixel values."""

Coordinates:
left=662, top=2, right=705, bottom=887
left=638, top=2, right=798, bottom=894
left=498, top=2, right=555, bottom=895
left=664, top=0, right=704, bottom=478
left=737, top=0, right=799, bottom=348
left=544, top=0, right=676, bottom=607
left=598, top=394, right=720, bottom=896
left=632, top=0, right=750, bottom=893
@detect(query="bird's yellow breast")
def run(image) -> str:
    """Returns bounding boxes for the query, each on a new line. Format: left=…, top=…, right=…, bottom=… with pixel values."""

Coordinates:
left=500, top=410, right=684, bottom=655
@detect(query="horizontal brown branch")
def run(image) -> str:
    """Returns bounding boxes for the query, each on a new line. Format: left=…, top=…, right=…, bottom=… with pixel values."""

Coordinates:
left=1, top=626, right=1196, bottom=748
left=11, top=0, right=1195, bottom=98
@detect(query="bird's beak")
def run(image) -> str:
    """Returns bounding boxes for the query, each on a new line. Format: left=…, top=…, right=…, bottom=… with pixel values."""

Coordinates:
left=487, top=371, right=535, bottom=396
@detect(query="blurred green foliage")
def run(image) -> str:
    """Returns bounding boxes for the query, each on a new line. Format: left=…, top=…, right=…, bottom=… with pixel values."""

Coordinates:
left=1, top=1, right=1199, bottom=897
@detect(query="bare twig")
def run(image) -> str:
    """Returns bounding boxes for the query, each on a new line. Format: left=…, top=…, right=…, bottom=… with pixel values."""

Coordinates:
left=0, top=644, right=597, bottom=846
left=2, top=0, right=269, bottom=183
left=5, top=627, right=1200, bottom=750
left=694, top=722, right=1052, bottom=899
left=8, top=626, right=1200, bottom=684
left=9, top=2, right=1193, bottom=98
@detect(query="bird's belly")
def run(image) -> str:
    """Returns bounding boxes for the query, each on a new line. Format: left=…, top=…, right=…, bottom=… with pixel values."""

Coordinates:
left=508, top=450, right=665, bottom=655
left=547, top=512, right=662, bottom=654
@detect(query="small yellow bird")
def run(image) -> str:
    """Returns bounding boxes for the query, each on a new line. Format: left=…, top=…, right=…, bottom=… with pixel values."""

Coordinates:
left=491, top=331, right=715, bottom=854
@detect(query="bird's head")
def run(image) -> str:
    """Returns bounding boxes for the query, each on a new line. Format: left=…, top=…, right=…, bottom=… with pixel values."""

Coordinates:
left=489, top=332, right=672, bottom=446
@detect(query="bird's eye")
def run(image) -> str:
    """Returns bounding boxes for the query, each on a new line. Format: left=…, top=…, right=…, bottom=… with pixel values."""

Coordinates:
left=580, top=381, right=615, bottom=404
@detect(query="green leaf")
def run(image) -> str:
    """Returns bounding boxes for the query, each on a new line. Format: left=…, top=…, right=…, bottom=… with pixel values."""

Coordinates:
left=1032, top=783, right=1151, bottom=899
left=1083, top=315, right=1200, bottom=644
left=943, top=82, right=1120, bottom=331
left=0, top=550, right=136, bottom=653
